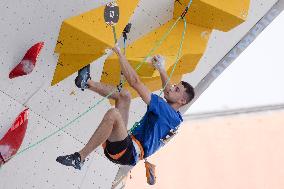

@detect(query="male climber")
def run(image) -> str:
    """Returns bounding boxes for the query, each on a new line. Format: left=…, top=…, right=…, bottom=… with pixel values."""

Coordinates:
left=56, top=45, right=195, bottom=169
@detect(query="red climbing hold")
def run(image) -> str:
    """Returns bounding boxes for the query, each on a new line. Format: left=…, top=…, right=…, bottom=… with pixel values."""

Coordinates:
left=0, top=108, right=29, bottom=166
left=9, top=42, right=44, bottom=79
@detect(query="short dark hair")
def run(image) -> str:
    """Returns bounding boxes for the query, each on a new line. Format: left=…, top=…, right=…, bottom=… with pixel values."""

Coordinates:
left=181, top=81, right=195, bottom=104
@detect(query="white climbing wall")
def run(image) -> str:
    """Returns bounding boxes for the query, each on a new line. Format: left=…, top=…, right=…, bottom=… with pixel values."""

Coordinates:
left=0, top=0, right=280, bottom=189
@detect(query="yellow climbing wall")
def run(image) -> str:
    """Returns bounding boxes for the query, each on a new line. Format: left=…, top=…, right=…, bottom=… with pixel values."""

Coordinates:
left=101, top=20, right=208, bottom=99
left=101, top=0, right=250, bottom=100
left=174, top=0, right=250, bottom=31
left=52, top=0, right=250, bottom=101
left=52, top=0, right=139, bottom=85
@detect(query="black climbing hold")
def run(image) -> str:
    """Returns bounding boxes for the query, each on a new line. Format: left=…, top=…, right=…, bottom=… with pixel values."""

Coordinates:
left=123, top=23, right=132, bottom=40
left=104, top=2, right=120, bottom=26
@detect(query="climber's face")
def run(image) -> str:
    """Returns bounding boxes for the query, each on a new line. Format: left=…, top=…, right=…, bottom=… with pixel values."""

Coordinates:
left=164, top=82, right=187, bottom=106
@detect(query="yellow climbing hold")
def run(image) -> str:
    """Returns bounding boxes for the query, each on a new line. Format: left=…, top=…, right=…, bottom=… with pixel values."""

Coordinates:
left=52, top=0, right=139, bottom=86
left=101, top=0, right=250, bottom=100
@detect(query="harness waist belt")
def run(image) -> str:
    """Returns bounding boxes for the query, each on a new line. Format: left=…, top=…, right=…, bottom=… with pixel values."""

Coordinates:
left=102, top=135, right=144, bottom=161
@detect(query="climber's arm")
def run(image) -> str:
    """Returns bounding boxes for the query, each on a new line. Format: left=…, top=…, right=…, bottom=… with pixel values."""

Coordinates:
left=113, top=46, right=151, bottom=105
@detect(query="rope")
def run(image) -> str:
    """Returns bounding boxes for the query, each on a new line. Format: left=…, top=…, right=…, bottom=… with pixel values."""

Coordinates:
left=1, top=2, right=192, bottom=169
left=117, top=23, right=131, bottom=92
left=112, top=26, right=118, bottom=43
left=159, top=19, right=187, bottom=96
left=129, top=0, right=192, bottom=135
left=130, top=17, right=187, bottom=133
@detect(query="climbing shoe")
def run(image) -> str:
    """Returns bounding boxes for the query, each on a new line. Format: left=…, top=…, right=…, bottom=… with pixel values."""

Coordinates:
left=56, top=152, right=84, bottom=170
left=75, top=64, right=91, bottom=91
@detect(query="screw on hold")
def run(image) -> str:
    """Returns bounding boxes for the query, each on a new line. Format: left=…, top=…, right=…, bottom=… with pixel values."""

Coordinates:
left=56, top=40, right=63, bottom=46
left=175, top=0, right=183, bottom=5
left=70, top=90, right=76, bottom=96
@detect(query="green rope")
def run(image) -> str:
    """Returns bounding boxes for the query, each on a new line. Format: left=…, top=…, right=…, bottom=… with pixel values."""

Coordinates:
left=1, top=11, right=187, bottom=166
left=130, top=18, right=187, bottom=133
left=112, top=26, right=118, bottom=43
left=135, top=17, right=181, bottom=71
left=79, top=21, right=121, bottom=188
left=159, top=18, right=187, bottom=96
